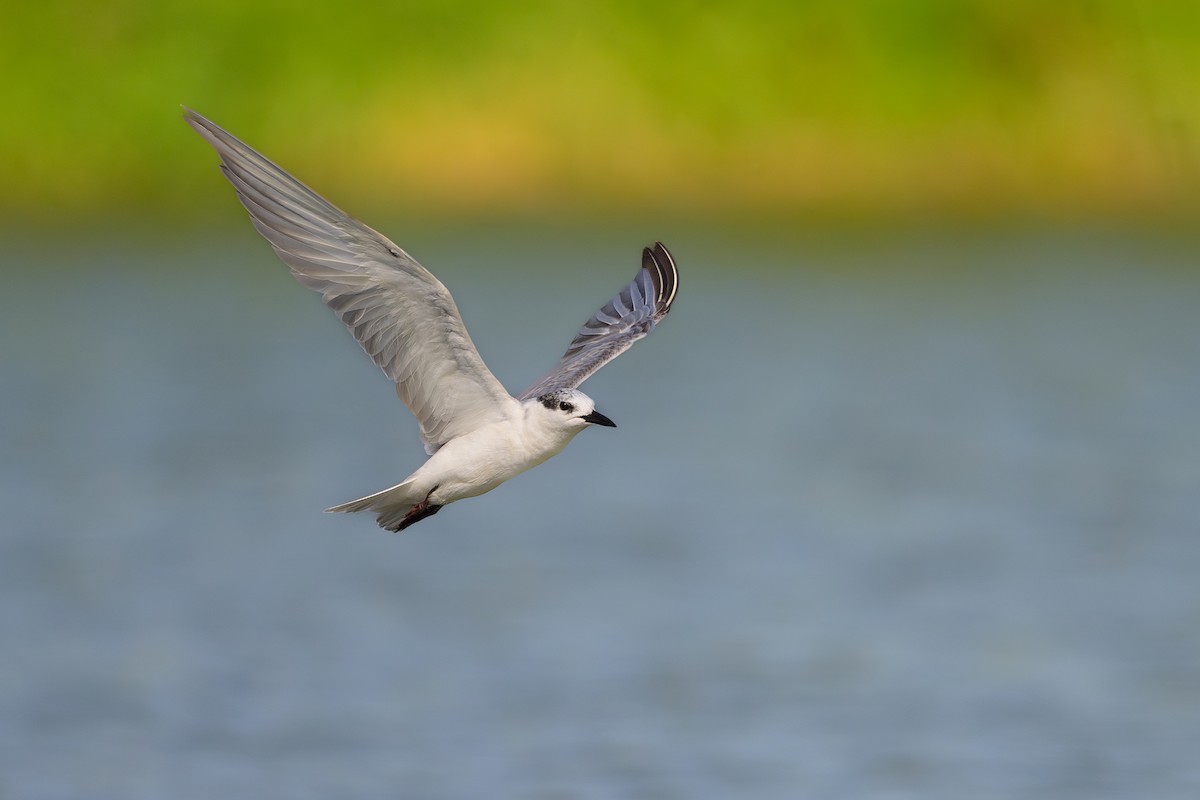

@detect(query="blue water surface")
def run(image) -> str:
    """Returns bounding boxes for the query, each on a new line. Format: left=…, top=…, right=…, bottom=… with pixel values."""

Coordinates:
left=1, top=228, right=1198, bottom=799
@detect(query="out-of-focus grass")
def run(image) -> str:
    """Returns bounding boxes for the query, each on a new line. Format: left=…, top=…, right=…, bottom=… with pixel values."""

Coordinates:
left=2, top=0, right=1197, bottom=223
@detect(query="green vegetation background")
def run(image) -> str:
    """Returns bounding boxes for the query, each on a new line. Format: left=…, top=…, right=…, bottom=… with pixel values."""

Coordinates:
left=4, top=0, right=1197, bottom=224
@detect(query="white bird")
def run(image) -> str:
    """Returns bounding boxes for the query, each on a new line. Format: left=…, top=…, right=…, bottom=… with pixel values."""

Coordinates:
left=185, top=109, right=679, bottom=532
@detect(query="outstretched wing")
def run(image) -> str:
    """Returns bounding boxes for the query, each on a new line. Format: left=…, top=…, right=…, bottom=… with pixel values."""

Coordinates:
left=519, top=242, right=679, bottom=400
left=185, top=109, right=514, bottom=454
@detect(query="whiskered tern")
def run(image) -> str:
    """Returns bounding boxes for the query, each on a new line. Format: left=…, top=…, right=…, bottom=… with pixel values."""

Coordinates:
left=185, top=110, right=679, bottom=531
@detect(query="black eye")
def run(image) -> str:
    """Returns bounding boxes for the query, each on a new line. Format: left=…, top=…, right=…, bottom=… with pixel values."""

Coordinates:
left=559, top=401, right=574, bottom=413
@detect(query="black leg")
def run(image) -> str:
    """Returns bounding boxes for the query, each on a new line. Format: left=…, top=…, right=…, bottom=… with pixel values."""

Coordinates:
left=389, top=487, right=444, bottom=532
left=396, top=501, right=442, bottom=531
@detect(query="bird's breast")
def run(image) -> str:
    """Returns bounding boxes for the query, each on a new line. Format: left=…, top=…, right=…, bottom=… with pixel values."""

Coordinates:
left=421, top=420, right=575, bottom=504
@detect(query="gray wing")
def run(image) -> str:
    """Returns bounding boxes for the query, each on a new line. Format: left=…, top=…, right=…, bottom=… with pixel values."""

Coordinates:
left=185, top=109, right=514, bottom=454
left=519, top=242, right=679, bottom=400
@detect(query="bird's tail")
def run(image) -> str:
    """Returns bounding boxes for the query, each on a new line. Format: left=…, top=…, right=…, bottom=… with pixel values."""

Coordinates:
left=326, top=480, right=421, bottom=527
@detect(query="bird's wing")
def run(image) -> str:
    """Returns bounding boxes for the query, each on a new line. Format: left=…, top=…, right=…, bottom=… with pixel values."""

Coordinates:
left=519, top=242, right=679, bottom=400
left=185, top=109, right=513, bottom=454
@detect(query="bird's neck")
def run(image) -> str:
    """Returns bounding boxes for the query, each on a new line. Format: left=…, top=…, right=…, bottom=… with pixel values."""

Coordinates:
left=519, top=402, right=582, bottom=456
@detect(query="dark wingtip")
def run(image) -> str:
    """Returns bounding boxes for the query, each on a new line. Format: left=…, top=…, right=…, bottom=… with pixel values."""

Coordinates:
left=642, top=241, right=679, bottom=312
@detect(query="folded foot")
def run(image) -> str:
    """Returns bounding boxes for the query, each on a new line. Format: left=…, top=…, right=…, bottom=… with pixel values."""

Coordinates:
left=392, top=498, right=442, bottom=532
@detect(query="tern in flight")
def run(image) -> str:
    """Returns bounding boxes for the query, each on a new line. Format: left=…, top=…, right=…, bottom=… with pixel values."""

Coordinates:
left=185, top=110, right=679, bottom=531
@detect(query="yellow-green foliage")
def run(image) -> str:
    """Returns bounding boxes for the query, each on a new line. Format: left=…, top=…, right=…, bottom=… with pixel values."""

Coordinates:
left=3, top=1, right=1197, bottom=222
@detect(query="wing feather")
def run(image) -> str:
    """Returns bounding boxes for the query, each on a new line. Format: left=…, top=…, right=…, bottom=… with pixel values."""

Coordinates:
left=519, top=242, right=678, bottom=400
left=185, top=109, right=514, bottom=453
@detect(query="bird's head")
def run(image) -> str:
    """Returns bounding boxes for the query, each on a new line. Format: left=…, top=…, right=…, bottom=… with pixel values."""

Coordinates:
left=527, top=389, right=616, bottom=435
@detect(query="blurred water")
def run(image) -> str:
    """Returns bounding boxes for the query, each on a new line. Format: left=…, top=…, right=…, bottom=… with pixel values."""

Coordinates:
left=1, top=228, right=1198, bottom=799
